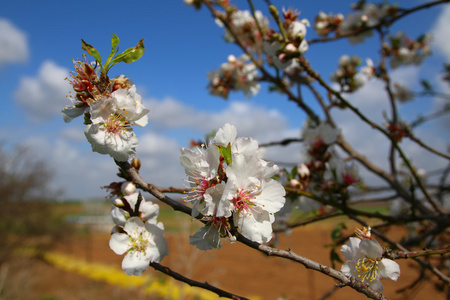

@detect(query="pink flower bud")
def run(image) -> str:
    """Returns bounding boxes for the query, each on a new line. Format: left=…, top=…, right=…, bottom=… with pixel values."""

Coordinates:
left=131, top=158, right=141, bottom=171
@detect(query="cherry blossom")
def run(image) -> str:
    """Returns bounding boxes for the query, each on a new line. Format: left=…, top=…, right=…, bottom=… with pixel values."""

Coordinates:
left=207, top=54, right=260, bottom=99
left=341, top=235, right=400, bottom=292
left=84, top=85, right=149, bottom=161
left=109, top=217, right=168, bottom=276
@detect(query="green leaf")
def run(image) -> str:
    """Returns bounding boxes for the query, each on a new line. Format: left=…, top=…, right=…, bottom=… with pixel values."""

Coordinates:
left=111, top=38, right=145, bottom=65
left=330, top=248, right=343, bottom=263
left=290, top=166, right=298, bottom=180
left=111, top=33, right=120, bottom=49
left=104, top=34, right=121, bottom=73
left=217, top=143, right=232, bottom=166
left=81, top=39, right=102, bottom=65
left=330, top=222, right=346, bottom=242
left=420, top=79, right=433, bottom=92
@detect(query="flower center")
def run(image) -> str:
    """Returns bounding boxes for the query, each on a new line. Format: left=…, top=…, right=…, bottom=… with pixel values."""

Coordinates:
left=231, top=189, right=257, bottom=215
left=105, top=111, right=133, bottom=134
left=354, top=256, right=379, bottom=282
left=182, top=171, right=215, bottom=203
left=129, top=231, right=150, bottom=252
left=204, top=216, right=232, bottom=238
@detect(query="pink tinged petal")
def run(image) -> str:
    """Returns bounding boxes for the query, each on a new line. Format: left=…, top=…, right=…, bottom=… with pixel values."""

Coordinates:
left=378, top=259, right=401, bottom=281
left=341, top=237, right=361, bottom=261
left=109, top=233, right=131, bottom=255
left=122, top=251, right=150, bottom=276
left=359, top=238, right=383, bottom=259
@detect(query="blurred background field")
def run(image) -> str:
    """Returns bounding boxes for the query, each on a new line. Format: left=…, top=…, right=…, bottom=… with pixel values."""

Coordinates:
left=0, top=143, right=445, bottom=300
left=1, top=197, right=447, bottom=300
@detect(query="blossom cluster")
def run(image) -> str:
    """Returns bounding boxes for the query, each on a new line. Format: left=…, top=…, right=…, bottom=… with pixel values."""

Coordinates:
left=263, top=8, right=310, bottom=76
left=385, top=31, right=432, bottom=69
left=330, top=55, right=375, bottom=92
left=180, top=124, right=286, bottom=249
left=207, top=54, right=260, bottom=99
left=206, top=5, right=313, bottom=97
left=314, top=11, right=344, bottom=36
left=216, top=8, right=269, bottom=51
left=315, top=2, right=398, bottom=44
left=281, top=122, right=361, bottom=218
left=109, top=183, right=169, bottom=276
left=61, top=37, right=168, bottom=277
left=61, top=37, right=149, bottom=162
left=341, top=227, right=401, bottom=293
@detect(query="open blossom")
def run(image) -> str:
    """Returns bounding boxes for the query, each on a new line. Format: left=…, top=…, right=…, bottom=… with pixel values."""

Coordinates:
left=218, top=154, right=286, bottom=243
left=393, top=83, right=414, bottom=103
left=341, top=234, right=400, bottom=292
left=207, top=54, right=260, bottom=99
left=85, top=85, right=149, bottom=161
left=109, top=217, right=168, bottom=276
left=216, top=9, right=269, bottom=51
left=339, top=3, right=397, bottom=44
left=314, top=11, right=344, bottom=36
left=302, top=122, right=340, bottom=150
left=330, top=55, right=374, bottom=92
left=180, top=123, right=286, bottom=248
left=180, top=140, right=221, bottom=217
left=387, top=32, right=432, bottom=69
left=324, top=157, right=360, bottom=187
left=189, top=184, right=234, bottom=250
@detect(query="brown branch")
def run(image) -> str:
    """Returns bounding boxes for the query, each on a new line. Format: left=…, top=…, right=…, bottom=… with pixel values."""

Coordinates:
left=116, top=160, right=389, bottom=299
left=408, top=133, right=450, bottom=160
left=235, top=233, right=388, bottom=300
left=308, top=0, right=450, bottom=44
left=150, top=262, right=249, bottom=300
left=384, top=246, right=450, bottom=260
left=259, top=137, right=303, bottom=147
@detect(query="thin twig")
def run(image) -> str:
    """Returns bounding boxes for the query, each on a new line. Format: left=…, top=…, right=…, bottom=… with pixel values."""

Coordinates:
left=150, top=262, right=250, bottom=300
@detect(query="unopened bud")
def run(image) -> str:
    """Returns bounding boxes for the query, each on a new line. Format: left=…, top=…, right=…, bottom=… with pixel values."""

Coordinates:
left=131, top=158, right=141, bottom=171
left=297, top=163, right=310, bottom=179
left=269, top=5, right=280, bottom=18
left=113, top=198, right=125, bottom=208
left=121, top=181, right=136, bottom=196
left=229, top=235, right=237, bottom=243
left=290, top=179, right=300, bottom=188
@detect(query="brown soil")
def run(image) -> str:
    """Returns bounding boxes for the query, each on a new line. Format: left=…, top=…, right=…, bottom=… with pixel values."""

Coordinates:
left=2, top=223, right=446, bottom=300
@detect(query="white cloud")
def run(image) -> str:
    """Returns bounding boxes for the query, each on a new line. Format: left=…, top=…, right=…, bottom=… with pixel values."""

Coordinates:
left=14, top=60, right=71, bottom=123
left=26, top=95, right=301, bottom=199
left=145, top=97, right=290, bottom=141
left=0, top=18, right=28, bottom=67
left=431, top=4, right=450, bottom=61
left=145, top=97, right=300, bottom=165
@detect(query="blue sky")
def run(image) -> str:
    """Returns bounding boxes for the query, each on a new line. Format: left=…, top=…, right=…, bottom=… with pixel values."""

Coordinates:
left=1, top=0, right=449, bottom=199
